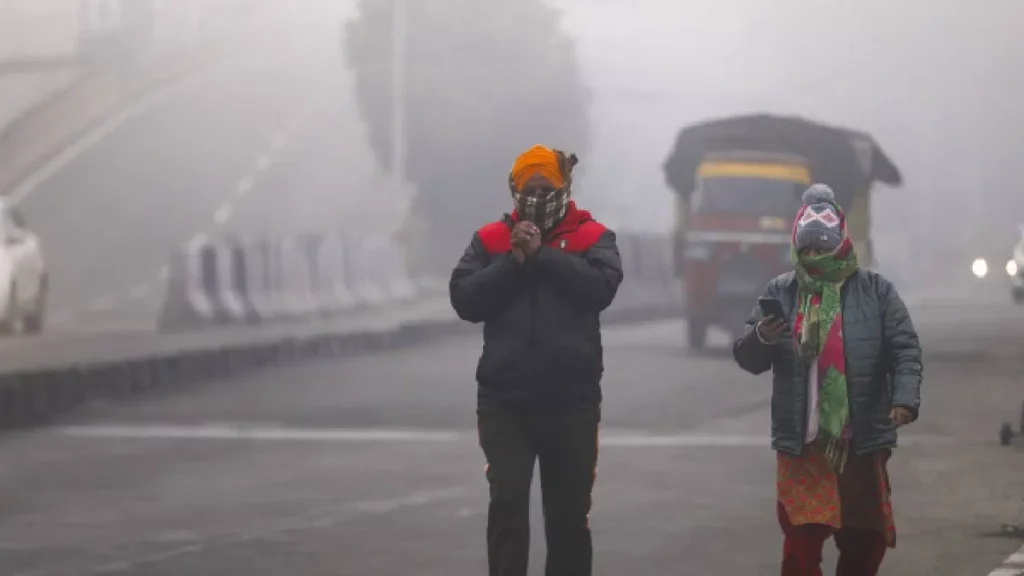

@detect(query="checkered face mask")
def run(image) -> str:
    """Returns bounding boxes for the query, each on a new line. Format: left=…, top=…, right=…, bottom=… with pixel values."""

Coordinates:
left=513, top=186, right=569, bottom=234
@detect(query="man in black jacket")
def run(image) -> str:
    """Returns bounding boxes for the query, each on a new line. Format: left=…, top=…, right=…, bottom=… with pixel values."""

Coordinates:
left=449, top=144, right=623, bottom=576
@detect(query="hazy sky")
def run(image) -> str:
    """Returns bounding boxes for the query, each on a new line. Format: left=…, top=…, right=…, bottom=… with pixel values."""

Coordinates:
left=552, top=0, right=1024, bottom=254
left=103, top=0, right=1022, bottom=272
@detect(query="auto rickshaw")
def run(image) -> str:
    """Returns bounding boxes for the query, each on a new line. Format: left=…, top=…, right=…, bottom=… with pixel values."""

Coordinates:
left=663, top=114, right=902, bottom=350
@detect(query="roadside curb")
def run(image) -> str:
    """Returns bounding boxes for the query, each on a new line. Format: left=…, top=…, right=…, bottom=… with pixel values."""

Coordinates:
left=0, top=302, right=683, bottom=432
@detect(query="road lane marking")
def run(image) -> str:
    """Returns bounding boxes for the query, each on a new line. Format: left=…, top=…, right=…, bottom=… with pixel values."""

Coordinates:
left=7, top=75, right=200, bottom=204
left=56, top=424, right=463, bottom=442
left=91, top=544, right=204, bottom=575
left=86, top=295, right=117, bottom=312
left=128, top=284, right=151, bottom=299
left=284, top=114, right=304, bottom=138
left=601, top=433, right=769, bottom=447
left=255, top=153, right=272, bottom=172
left=989, top=547, right=1024, bottom=576
left=67, top=486, right=469, bottom=575
left=213, top=202, right=233, bottom=225
left=47, top=309, right=72, bottom=326
left=455, top=507, right=478, bottom=518
left=52, top=423, right=955, bottom=448
left=352, top=486, right=468, bottom=514
left=188, top=232, right=208, bottom=249
left=235, top=176, right=254, bottom=198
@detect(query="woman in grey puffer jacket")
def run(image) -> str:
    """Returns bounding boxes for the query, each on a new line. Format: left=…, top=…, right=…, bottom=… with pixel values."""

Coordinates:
left=734, top=184, right=922, bottom=576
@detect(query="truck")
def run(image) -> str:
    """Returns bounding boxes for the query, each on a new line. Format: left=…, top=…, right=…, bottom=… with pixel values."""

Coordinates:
left=662, top=113, right=902, bottom=350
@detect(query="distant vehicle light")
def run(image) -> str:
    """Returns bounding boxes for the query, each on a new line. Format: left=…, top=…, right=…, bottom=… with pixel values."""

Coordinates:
left=1007, top=259, right=1018, bottom=277
left=972, top=258, right=988, bottom=278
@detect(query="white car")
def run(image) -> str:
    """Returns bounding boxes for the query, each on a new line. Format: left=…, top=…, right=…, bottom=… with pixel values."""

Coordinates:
left=0, top=201, right=47, bottom=334
left=1011, top=230, right=1024, bottom=304
left=968, top=226, right=1024, bottom=304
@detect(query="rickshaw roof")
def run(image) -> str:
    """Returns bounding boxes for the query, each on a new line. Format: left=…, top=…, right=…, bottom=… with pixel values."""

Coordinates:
left=663, top=113, right=902, bottom=208
left=837, top=127, right=902, bottom=187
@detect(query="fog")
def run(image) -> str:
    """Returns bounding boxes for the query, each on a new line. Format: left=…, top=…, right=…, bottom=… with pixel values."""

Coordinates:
left=3, top=3, right=1024, bottom=572
left=3, top=0, right=1023, bottom=322
left=556, top=0, right=1023, bottom=247
left=351, top=0, right=1022, bottom=286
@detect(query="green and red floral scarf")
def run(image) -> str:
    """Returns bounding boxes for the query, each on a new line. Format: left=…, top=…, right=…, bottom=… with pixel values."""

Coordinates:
left=791, top=205, right=859, bottom=471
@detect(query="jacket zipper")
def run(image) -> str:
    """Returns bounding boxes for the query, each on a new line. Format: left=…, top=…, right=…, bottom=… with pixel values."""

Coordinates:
left=525, top=222, right=577, bottom=360
left=519, top=217, right=591, bottom=363
left=506, top=216, right=539, bottom=359
left=839, top=280, right=854, bottom=441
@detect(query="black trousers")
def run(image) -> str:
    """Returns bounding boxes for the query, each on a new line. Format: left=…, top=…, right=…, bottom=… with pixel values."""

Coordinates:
left=477, top=404, right=600, bottom=576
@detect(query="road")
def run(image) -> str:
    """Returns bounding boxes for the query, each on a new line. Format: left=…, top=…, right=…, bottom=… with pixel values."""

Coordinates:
left=2, top=306, right=1024, bottom=575
left=15, top=12, right=401, bottom=334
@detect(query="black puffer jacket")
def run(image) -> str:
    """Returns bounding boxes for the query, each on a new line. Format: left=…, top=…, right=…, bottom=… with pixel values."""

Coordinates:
left=449, top=203, right=623, bottom=412
left=733, top=269, right=923, bottom=456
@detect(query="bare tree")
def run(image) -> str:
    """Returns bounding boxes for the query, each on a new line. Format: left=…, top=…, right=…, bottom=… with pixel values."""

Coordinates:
left=344, top=0, right=591, bottom=274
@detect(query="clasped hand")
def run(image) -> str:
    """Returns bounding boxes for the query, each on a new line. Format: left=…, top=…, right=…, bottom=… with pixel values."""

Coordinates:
left=511, top=221, right=542, bottom=264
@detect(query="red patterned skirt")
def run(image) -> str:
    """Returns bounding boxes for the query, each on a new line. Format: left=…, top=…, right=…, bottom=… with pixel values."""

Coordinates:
left=777, top=443, right=896, bottom=548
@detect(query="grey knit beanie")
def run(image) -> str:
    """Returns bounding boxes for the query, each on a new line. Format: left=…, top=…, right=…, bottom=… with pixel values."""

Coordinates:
left=794, top=184, right=843, bottom=253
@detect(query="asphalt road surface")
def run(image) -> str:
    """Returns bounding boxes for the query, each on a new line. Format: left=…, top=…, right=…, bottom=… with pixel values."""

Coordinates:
left=3, top=305, right=1024, bottom=575
left=16, top=13, right=401, bottom=334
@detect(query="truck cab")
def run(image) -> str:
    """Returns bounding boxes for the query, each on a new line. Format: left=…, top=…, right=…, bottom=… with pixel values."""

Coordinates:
left=679, top=151, right=809, bottom=348
left=664, top=114, right=902, bottom=351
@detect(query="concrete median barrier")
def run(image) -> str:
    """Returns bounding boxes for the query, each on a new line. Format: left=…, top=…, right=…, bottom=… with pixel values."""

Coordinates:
left=615, top=233, right=684, bottom=313
left=313, top=234, right=356, bottom=314
left=156, top=236, right=218, bottom=330
left=0, top=231, right=687, bottom=430
left=221, top=236, right=261, bottom=324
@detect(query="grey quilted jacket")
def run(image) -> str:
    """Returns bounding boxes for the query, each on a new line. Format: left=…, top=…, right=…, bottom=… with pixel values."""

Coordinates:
left=733, top=269, right=923, bottom=456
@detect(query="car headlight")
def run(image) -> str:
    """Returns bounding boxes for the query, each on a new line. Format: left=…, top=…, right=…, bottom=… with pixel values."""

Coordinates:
left=1007, top=260, right=1019, bottom=277
left=972, top=258, right=988, bottom=278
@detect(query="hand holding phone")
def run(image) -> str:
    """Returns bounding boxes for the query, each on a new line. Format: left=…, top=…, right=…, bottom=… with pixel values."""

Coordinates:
left=756, top=297, right=787, bottom=344
left=758, top=297, right=787, bottom=321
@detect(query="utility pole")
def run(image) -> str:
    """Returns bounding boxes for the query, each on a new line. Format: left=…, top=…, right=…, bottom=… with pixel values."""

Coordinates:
left=390, top=0, right=406, bottom=193
left=390, top=0, right=420, bottom=275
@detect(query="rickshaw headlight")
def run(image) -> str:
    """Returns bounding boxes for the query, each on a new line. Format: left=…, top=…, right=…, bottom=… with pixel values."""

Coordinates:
left=1007, top=259, right=1018, bottom=277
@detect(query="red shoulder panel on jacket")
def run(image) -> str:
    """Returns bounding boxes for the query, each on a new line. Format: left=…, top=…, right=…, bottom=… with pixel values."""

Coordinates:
left=554, top=220, right=607, bottom=253
left=478, top=221, right=512, bottom=254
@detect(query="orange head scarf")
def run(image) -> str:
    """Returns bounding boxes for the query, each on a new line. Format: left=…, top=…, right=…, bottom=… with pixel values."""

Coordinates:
left=508, top=144, right=578, bottom=193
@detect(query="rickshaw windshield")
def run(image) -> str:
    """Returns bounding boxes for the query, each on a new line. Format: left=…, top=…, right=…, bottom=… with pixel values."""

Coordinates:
left=693, top=177, right=804, bottom=220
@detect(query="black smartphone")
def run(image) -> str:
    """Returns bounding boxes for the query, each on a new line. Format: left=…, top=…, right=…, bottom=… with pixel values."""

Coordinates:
left=758, top=297, right=787, bottom=323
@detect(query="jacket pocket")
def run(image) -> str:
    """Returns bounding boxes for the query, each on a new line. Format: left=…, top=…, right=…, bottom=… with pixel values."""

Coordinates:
left=852, top=381, right=897, bottom=440
left=476, top=338, right=528, bottom=384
